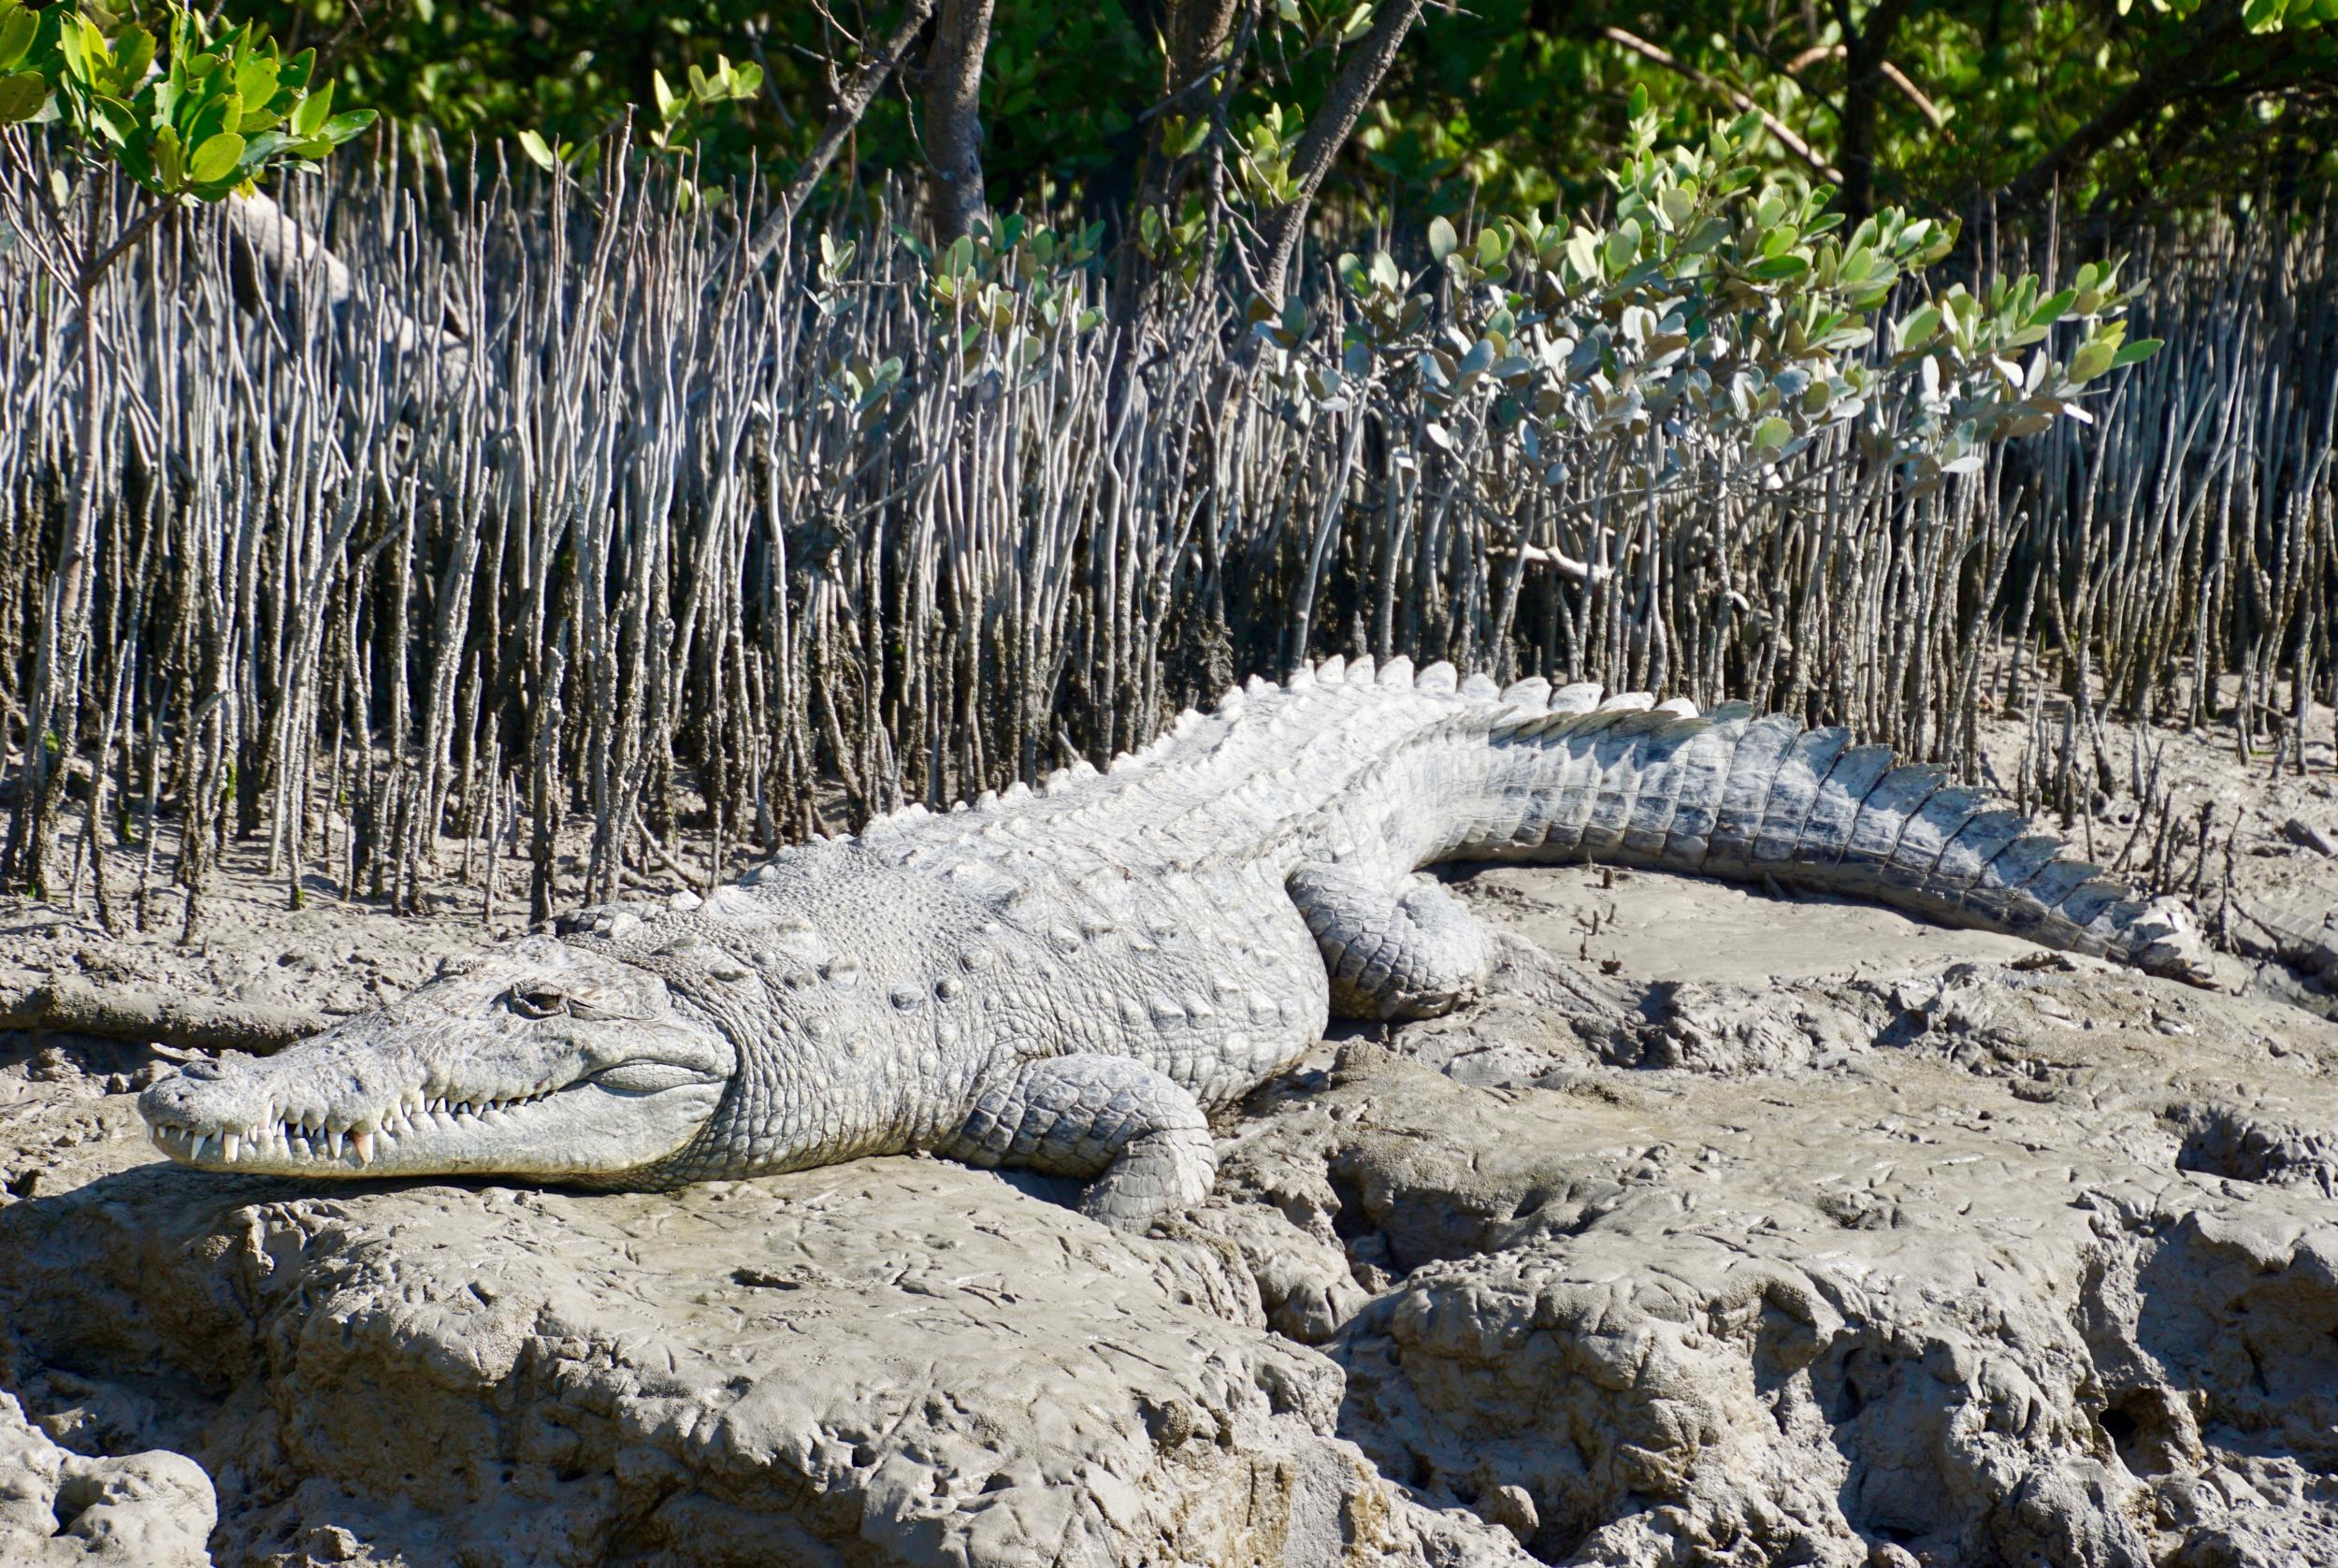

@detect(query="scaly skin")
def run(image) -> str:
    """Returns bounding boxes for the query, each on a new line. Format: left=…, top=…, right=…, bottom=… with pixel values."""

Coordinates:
left=139, top=657, right=2213, bottom=1228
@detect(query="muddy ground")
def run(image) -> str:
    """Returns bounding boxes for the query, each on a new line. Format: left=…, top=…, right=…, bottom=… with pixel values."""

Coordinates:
left=5, top=702, right=2338, bottom=1566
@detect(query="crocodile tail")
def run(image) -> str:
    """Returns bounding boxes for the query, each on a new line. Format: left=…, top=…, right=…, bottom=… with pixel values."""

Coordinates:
left=1468, top=682, right=2214, bottom=986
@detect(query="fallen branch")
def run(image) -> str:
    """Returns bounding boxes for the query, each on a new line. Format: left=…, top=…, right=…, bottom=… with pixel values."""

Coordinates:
left=1497, top=541, right=1613, bottom=587
left=0, top=979, right=325, bottom=1054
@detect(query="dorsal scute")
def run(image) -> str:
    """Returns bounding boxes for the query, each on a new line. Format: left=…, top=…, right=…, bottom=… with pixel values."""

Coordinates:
left=1551, top=683, right=1604, bottom=713
left=1596, top=691, right=1655, bottom=712
left=1459, top=672, right=1499, bottom=699
left=1317, top=655, right=1347, bottom=684
left=1349, top=655, right=1377, bottom=684
left=1501, top=676, right=1552, bottom=710
left=1415, top=659, right=1459, bottom=693
left=1654, top=697, right=1699, bottom=717
left=1378, top=655, right=1415, bottom=687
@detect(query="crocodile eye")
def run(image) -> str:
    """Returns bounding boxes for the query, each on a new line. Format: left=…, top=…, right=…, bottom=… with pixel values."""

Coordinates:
left=508, top=985, right=570, bottom=1019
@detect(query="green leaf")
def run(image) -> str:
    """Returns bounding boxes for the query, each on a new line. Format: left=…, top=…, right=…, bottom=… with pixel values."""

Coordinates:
left=1602, top=220, right=1639, bottom=273
left=88, top=94, right=139, bottom=148
left=0, top=68, right=45, bottom=125
left=234, top=54, right=276, bottom=107
left=57, top=14, right=102, bottom=86
left=2026, top=288, right=2077, bottom=328
left=189, top=129, right=245, bottom=184
left=652, top=68, right=676, bottom=123
left=0, top=7, right=35, bottom=74
left=1750, top=253, right=1810, bottom=281
left=1563, top=228, right=1599, bottom=280
left=1681, top=216, right=1730, bottom=255
left=2110, top=338, right=2162, bottom=367
left=235, top=129, right=289, bottom=171
left=185, top=89, right=240, bottom=151
left=1427, top=215, right=1457, bottom=264
left=2067, top=340, right=2116, bottom=382
left=318, top=109, right=375, bottom=145
left=110, top=24, right=155, bottom=94
left=1751, top=415, right=1792, bottom=453
left=516, top=127, right=557, bottom=170
left=152, top=122, right=183, bottom=187
left=291, top=78, right=333, bottom=137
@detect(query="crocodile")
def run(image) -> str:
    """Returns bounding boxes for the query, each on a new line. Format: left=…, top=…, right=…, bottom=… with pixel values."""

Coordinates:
left=139, top=658, right=2211, bottom=1228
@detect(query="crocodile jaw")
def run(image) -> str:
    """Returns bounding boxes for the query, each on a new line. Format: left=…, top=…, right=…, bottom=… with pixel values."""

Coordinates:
left=137, top=937, right=734, bottom=1182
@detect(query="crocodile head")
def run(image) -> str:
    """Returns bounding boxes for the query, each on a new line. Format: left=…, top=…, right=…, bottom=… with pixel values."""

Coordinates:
left=137, top=936, right=734, bottom=1182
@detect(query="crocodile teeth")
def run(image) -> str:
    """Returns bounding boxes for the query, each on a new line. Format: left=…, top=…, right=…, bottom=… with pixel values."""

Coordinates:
left=327, top=1129, right=346, bottom=1159
left=222, top=1132, right=242, bottom=1163
left=352, top=1129, right=375, bottom=1165
left=190, top=1132, right=213, bottom=1162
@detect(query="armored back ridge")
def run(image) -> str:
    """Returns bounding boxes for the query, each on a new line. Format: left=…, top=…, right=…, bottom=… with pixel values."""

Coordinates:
left=139, top=658, right=2213, bottom=1227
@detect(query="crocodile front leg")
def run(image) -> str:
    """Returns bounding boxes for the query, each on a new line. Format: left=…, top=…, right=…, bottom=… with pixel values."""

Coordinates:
left=938, top=1055, right=1216, bottom=1230
left=1288, top=860, right=1490, bottom=1019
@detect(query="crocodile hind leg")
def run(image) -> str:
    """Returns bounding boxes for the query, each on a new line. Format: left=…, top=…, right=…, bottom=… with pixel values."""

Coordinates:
left=1288, top=860, right=1490, bottom=1020
left=938, top=1054, right=1216, bottom=1230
